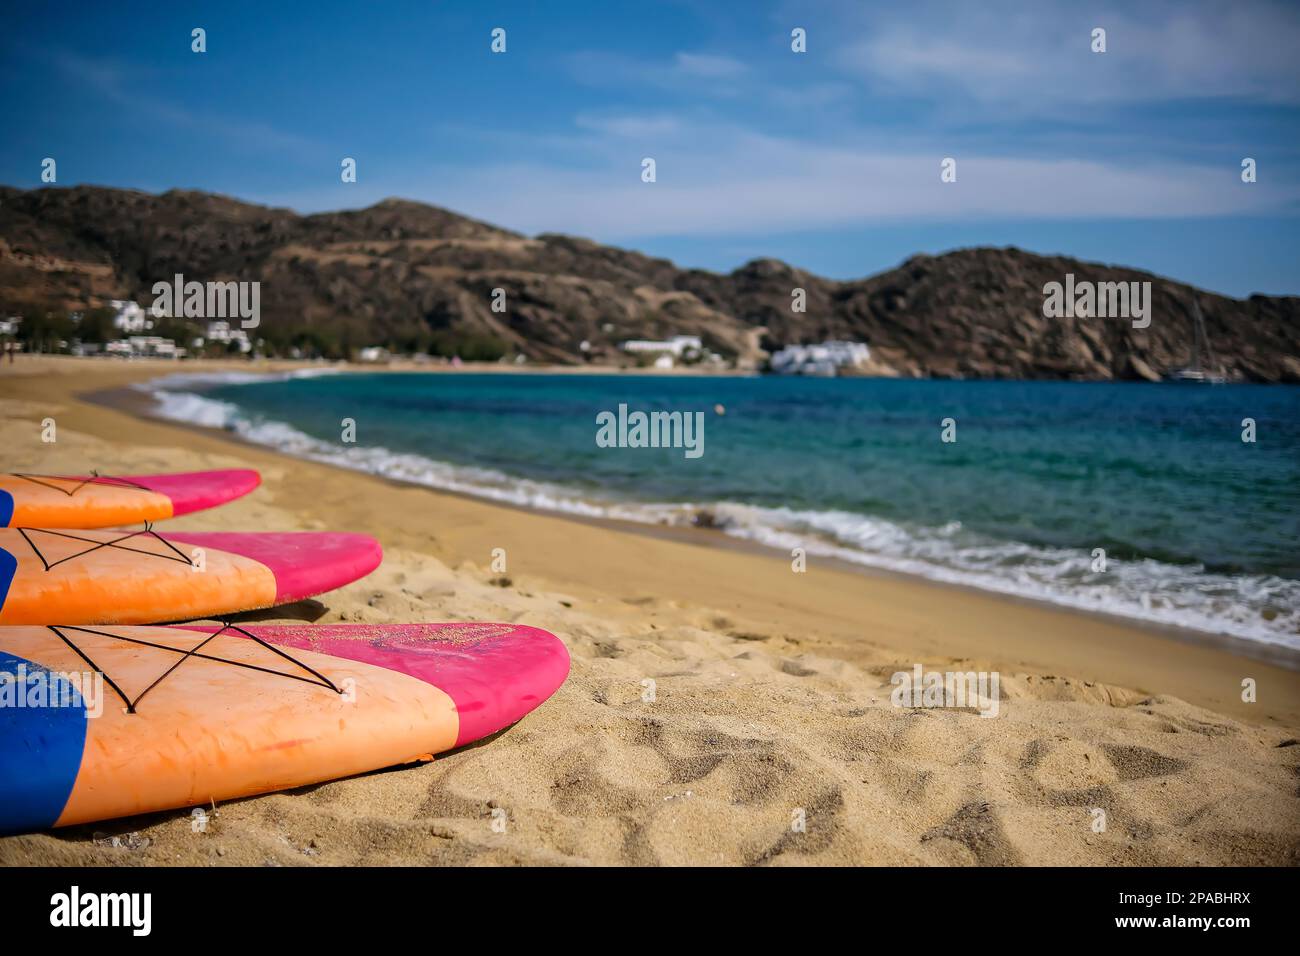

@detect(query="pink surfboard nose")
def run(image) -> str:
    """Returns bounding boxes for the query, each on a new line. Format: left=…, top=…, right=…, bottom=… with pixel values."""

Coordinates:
left=186, top=622, right=572, bottom=748
left=131, top=469, right=262, bottom=516
left=271, top=623, right=569, bottom=747
left=164, top=531, right=383, bottom=602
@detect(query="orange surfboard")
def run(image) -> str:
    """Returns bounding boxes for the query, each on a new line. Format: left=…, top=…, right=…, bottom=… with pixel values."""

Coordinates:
left=0, top=470, right=261, bottom=528
left=0, top=622, right=570, bottom=832
left=0, top=528, right=382, bottom=625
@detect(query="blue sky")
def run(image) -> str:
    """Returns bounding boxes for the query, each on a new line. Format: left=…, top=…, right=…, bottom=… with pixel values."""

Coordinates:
left=3, top=0, right=1299, bottom=296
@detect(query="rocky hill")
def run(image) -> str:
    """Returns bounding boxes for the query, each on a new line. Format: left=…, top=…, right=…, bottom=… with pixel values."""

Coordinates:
left=1, top=184, right=1296, bottom=380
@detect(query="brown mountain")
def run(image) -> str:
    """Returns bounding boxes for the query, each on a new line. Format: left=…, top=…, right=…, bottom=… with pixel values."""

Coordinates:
left=2, top=184, right=1297, bottom=381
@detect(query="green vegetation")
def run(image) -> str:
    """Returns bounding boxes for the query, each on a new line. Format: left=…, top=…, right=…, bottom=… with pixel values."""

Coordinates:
left=429, top=330, right=509, bottom=362
left=75, top=306, right=117, bottom=343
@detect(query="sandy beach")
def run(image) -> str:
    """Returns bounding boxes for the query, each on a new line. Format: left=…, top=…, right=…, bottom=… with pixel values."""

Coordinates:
left=0, top=355, right=1297, bottom=867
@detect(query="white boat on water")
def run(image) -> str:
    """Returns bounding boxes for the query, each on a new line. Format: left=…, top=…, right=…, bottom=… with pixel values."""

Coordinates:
left=1164, top=299, right=1227, bottom=384
left=1165, top=367, right=1226, bottom=384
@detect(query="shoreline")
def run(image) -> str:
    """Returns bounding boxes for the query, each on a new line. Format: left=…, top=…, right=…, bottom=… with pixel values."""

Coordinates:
left=92, top=377, right=1300, bottom=675
left=3, top=354, right=1299, bottom=866
left=13, top=353, right=761, bottom=377
left=6, top=354, right=1298, bottom=723
left=24, top=352, right=1300, bottom=386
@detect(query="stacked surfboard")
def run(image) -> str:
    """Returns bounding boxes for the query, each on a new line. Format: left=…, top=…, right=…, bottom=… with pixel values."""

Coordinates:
left=0, top=471, right=568, bottom=833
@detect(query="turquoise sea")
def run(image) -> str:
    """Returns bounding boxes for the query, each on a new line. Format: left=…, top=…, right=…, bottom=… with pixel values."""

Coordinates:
left=144, top=371, right=1300, bottom=649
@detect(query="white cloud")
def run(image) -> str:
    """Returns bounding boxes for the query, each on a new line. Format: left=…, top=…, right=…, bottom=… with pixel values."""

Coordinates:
left=574, top=114, right=683, bottom=139
left=833, top=0, right=1300, bottom=107
left=672, top=52, right=749, bottom=79
left=300, top=118, right=1295, bottom=240
left=565, top=49, right=755, bottom=97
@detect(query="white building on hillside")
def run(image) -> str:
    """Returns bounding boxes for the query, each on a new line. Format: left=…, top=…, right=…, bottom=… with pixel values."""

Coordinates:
left=621, top=335, right=703, bottom=358
left=127, top=336, right=183, bottom=358
left=770, top=340, right=870, bottom=377
left=103, top=336, right=184, bottom=358
left=204, top=320, right=252, bottom=353
left=111, top=300, right=153, bottom=333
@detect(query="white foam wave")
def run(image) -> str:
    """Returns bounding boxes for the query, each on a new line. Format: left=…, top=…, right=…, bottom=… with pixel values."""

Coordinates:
left=702, top=503, right=1300, bottom=649
left=134, top=365, right=345, bottom=394
left=141, top=381, right=1300, bottom=651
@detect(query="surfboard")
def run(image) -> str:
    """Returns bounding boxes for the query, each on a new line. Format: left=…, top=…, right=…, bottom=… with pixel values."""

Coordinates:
left=0, top=470, right=261, bottom=529
left=0, top=529, right=382, bottom=625
left=0, top=622, right=570, bottom=832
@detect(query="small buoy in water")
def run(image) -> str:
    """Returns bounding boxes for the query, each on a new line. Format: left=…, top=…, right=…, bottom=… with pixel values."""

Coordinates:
left=714, top=403, right=726, bottom=416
